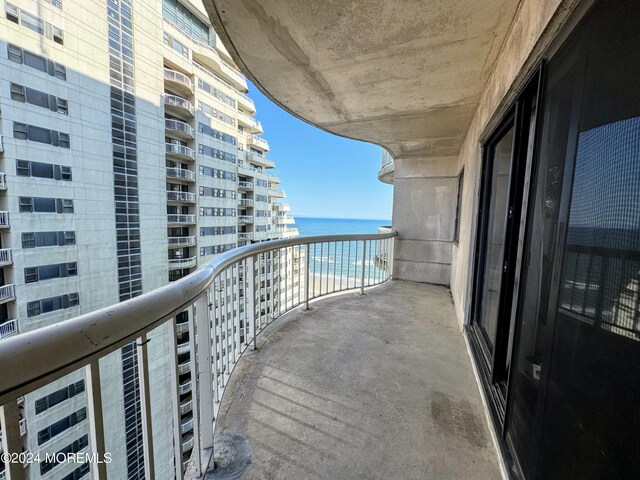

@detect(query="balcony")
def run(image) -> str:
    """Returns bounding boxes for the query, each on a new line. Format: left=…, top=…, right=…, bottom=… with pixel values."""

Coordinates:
left=0, top=284, right=15, bottom=304
left=169, top=257, right=197, bottom=270
left=238, top=232, right=253, bottom=241
left=0, top=319, right=18, bottom=340
left=0, top=212, right=9, bottom=228
left=237, top=111, right=263, bottom=134
left=167, top=191, right=196, bottom=204
left=178, top=359, right=190, bottom=375
left=168, top=236, right=197, bottom=248
left=245, top=151, right=275, bottom=169
left=378, top=149, right=395, bottom=184
left=177, top=342, right=191, bottom=355
left=179, top=397, right=192, bottom=415
left=238, top=198, right=253, bottom=207
left=237, top=91, right=256, bottom=113
left=247, top=135, right=270, bottom=151
left=166, top=167, right=196, bottom=183
left=238, top=216, right=254, bottom=224
left=0, top=173, right=6, bottom=190
left=178, top=380, right=192, bottom=396
left=268, top=188, right=286, bottom=198
left=180, top=415, right=194, bottom=434
left=0, top=249, right=12, bottom=267
left=167, top=214, right=196, bottom=225
left=166, top=143, right=195, bottom=162
left=268, top=174, right=281, bottom=184
left=164, top=68, right=194, bottom=96
left=164, top=94, right=195, bottom=117
left=165, top=119, right=195, bottom=140
left=182, top=433, right=194, bottom=452
left=238, top=181, right=254, bottom=191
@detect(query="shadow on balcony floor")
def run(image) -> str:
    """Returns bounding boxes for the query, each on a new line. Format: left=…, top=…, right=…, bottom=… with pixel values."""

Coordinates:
left=211, top=280, right=501, bottom=479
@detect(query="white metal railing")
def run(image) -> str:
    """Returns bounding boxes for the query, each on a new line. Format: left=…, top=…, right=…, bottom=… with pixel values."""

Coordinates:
left=268, top=174, right=281, bottom=184
left=268, top=188, right=285, bottom=198
left=238, top=216, right=254, bottom=224
left=0, top=212, right=9, bottom=227
left=180, top=416, right=194, bottom=434
left=164, top=68, right=194, bottom=92
left=166, top=143, right=195, bottom=161
left=238, top=198, right=253, bottom=207
left=238, top=181, right=254, bottom=190
left=0, top=284, right=15, bottom=303
left=167, top=191, right=196, bottom=203
left=238, top=232, right=253, bottom=240
left=164, top=94, right=195, bottom=116
left=167, top=214, right=196, bottom=225
left=249, top=136, right=269, bottom=150
left=245, top=152, right=275, bottom=168
left=165, top=119, right=195, bottom=138
left=0, top=249, right=12, bottom=266
left=169, top=257, right=197, bottom=270
left=0, top=320, right=18, bottom=340
left=0, top=232, right=395, bottom=479
left=168, top=236, right=197, bottom=247
left=166, top=167, right=196, bottom=182
left=0, top=173, right=6, bottom=190
left=179, top=398, right=192, bottom=415
left=237, top=91, right=255, bottom=111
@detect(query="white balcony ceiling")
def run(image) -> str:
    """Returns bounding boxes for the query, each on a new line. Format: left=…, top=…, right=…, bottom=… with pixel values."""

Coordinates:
left=203, top=0, right=520, bottom=159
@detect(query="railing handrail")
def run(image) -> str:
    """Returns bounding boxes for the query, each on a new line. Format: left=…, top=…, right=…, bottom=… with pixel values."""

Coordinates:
left=0, top=232, right=395, bottom=404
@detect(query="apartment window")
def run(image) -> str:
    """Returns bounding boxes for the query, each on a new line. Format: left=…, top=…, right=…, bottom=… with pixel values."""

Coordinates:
left=199, top=165, right=235, bottom=181
left=5, top=5, right=63, bottom=44
left=198, top=122, right=237, bottom=145
left=7, top=44, right=67, bottom=79
left=19, top=197, right=74, bottom=213
left=200, top=244, right=236, bottom=256
left=453, top=168, right=464, bottom=244
left=199, top=186, right=236, bottom=199
left=11, top=84, right=69, bottom=114
left=256, top=225, right=268, bottom=232
left=162, top=0, right=210, bottom=44
left=255, top=194, right=268, bottom=203
left=37, top=408, right=86, bottom=445
left=13, top=123, right=70, bottom=148
left=256, top=179, right=268, bottom=187
left=256, top=210, right=268, bottom=217
left=17, top=160, right=72, bottom=180
left=200, top=226, right=236, bottom=236
left=198, top=144, right=236, bottom=163
left=35, top=380, right=85, bottom=414
left=25, top=262, right=77, bottom=283
left=198, top=101, right=236, bottom=126
left=27, top=292, right=80, bottom=317
left=40, top=436, right=89, bottom=476
left=22, top=231, right=76, bottom=248
left=200, top=207, right=236, bottom=217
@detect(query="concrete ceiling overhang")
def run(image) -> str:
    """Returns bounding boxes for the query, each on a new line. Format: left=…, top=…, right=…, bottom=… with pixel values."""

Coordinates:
left=202, top=0, right=521, bottom=160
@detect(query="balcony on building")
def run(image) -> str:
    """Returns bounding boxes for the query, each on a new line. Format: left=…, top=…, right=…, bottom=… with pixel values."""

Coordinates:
left=237, top=111, right=263, bottom=134
left=167, top=191, right=196, bottom=204
left=378, top=149, right=394, bottom=184
left=0, top=212, right=9, bottom=228
left=237, top=181, right=254, bottom=191
left=164, top=93, right=195, bottom=117
left=268, top=188, right=286, bottom=198
left=238, top=198, right=253, bottom=207
left=169, top=257, right=197, bottom=270
left=0, top=319, right=18, bottom=341
left=247, top=135, right=270, bottom=152
left=0, top=249, right=12, bottom=267
left=167, top=214, right=196, bottom=226
left=244, top=151, right=275, bottom=169
left=0, top=173, right=6, bottom=190
left=165, top=119, right=195, bottom=140
left=164, top=68, right=194, bottom=96
left=168, top=235, right=197, bottom=248
left=166, top=166, right=196, bottom=183
left=238, top=215, right=254, bottom=224
left=238, top=232, right=254, bottom=241
left=166, top=143, right=195, bottom=162
left=0, top=284, right=15, bottom=305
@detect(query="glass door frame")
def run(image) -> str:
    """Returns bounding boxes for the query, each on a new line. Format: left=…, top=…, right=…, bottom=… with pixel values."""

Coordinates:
left=468, top=66, right=545, bottom=431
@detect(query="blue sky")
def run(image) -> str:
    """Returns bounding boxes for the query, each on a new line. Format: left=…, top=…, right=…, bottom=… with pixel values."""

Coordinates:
left=247, top=81, right=393, bottom=221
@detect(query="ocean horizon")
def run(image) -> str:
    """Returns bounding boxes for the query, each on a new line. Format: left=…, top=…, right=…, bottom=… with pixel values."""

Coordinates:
left=294, top=216, right=391, bottom=237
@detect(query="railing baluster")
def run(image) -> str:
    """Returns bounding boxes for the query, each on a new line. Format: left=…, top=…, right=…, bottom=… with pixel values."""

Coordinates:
left=195, top=292, right=214, bottom=472
left=360, top=240, right=367, bottom=294
left=312, top=243, right=317, bottom=299
left=247, top=255, right=257, bottom=350
left=0, top=401, right=24, bottom=480
left=85, top=361, right=108, bottom=479
left=332, top=242, right=337, bottom=293
left=234, top=266, right=241, bottom=360
left=185, top=308, right=199, bottom=477
left=304, top=244, right=311, bottom=309
left=225, top=268, right=232, bottom=374
left=136, top=333, right=155, bottom=479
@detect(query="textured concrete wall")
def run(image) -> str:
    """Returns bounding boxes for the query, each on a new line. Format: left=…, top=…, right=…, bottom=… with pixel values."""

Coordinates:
left=392, top=156, right=458, bottom=285
left=449, top=0, right=586, bottom=327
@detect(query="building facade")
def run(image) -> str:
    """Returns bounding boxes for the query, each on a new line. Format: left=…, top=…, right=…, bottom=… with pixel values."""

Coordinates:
left=0, top=0, right=296, bottom=478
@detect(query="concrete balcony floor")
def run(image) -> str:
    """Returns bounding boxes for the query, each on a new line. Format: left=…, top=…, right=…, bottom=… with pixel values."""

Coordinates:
left=213, top=281, right=501, bottom=479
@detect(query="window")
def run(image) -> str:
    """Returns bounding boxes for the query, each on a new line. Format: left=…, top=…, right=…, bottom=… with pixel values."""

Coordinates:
left=52, top=26, right=64, bottom=45
left=10, top=83, right=25, bottom=101
left=19, top=197, right=74, bottom=213
left=37, top=408, right=86, bottom=445
left=198, top=122, right=237, bottom=145
left=199, top=186, right=236, bottom=198
left=200, top=226, right=236, bottom=236
left=25, top=262, right=78, bottom=283
left=16, top=160, right=72, bottom=180
left=5, top=3, right=18, bottom=23
left=12, top=123, right=70, bottom=147
left=27, top=293, right=80, bottom=317
left=35, top=381, right=84, bottom=414
left=200, top=244, right=236, bottom=256
left=198, top=144, right=236, bottom=163
left=22, top=231, right=75, bottom=248
left=5, top=5, right=62, bottom=43
left=453, top=168, right=464, bottom=244
left=10, top=84, right=68, bottom=113
left=7, top=44, right=66, bottom=79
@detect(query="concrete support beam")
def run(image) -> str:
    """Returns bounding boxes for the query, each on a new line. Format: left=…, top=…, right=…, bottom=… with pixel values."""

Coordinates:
left=392, top=156, right=459, bottom=285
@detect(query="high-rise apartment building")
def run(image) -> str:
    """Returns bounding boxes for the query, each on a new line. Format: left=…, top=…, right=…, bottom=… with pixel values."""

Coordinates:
left=0, top=0, right=296, bottom=478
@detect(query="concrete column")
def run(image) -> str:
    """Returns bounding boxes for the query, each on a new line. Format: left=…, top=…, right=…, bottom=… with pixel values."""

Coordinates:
left=392, top=156, right=459, bottom=285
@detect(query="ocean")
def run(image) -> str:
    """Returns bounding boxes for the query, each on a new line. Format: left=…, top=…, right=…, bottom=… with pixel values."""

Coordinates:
left=295, top=216, right=391, bottom=237
left=292, top=217, right=392, bottom=282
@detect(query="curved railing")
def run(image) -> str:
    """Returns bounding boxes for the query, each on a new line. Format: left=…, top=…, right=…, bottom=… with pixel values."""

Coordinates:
left=0, top=232, right=395, bottom=478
